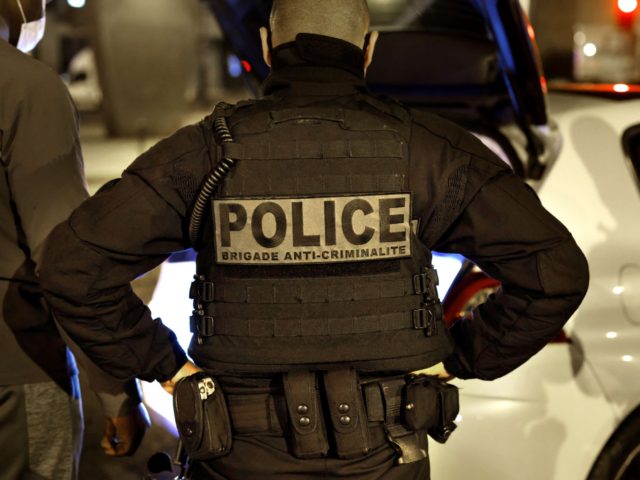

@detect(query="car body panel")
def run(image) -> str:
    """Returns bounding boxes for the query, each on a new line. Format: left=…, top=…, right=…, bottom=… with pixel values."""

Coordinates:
left=539, top=93, right=640, bottom=423
left=430, top=344, right=616, bottom=480
left=429, top=92, right=640, bottom=479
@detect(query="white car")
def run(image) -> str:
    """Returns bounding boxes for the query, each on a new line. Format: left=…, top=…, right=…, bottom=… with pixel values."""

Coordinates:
left=430, top=90, right=640, bottom=480
left=429, top=0, right=640, bottom=477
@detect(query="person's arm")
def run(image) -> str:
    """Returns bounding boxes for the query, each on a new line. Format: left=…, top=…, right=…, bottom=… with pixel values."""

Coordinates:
left=435, top=161, right=589, bottom=381
left=40, top=121, right=214, bottom=383
left=410, top=114, right=588, bottom=381
left=5, top=66, right=149, bottom=455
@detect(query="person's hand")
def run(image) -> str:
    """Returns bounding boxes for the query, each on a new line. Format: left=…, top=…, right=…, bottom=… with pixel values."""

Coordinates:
left=160, top=360, right=202, bottom=395
left=100, top=402, right=150, bottom=457
left=411, top=362, right=455, bottom=381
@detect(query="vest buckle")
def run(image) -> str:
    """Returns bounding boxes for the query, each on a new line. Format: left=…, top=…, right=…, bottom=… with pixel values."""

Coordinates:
left=412, top=308, right=437, bottom=337
left=189, top=278, right=215, bottom=303
left=412, top=272, right=428, bottom=295
left=190, top=314, right=215, bottom=337
left=413, top=267, right=439, bottom=296
left=199, top=316, right=215, bottom=337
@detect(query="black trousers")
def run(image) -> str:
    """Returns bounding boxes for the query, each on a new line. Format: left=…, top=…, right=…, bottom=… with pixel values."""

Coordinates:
left=187, top=428, right=430, bottom=479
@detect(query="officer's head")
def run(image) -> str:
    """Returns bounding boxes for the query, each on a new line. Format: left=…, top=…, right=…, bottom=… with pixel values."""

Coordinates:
left=260, top=0, right=379, bottom=72
left=0, top=0, right=46, bottom=51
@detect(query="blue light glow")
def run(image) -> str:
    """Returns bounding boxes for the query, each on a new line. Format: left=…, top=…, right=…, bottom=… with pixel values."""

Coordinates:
left=227, top=54, right=243, bottom=78
left=432, top=253, right=465, bottom=298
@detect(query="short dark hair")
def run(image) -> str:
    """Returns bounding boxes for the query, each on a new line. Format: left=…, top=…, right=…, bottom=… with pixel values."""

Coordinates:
left=270, top=0, right=370, bottom=48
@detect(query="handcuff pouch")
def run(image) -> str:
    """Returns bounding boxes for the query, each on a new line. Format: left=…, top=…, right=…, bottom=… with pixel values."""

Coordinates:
left=173, top=373, right=232, bottom=460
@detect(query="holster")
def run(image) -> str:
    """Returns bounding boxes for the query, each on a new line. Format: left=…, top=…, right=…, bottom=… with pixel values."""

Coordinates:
left=404, top=375, right=459, bottom=444
left=374, top=377, right=427, bottom=465
left=173, top=373, right=232, bottom=461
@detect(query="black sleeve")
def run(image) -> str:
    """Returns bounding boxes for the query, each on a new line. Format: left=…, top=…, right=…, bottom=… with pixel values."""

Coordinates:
left=40, top=122, right=213, bottom=382
left=435, top=164, right=589, bottom=380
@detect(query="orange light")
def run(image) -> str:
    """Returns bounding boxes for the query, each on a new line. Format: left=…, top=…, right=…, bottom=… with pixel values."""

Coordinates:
left=540, top=76, right=548, bottom=93
left=527, top=24, right=536, bottom=40
left=613, top=83, right=631, bottom=92
left=618, top=0, right=638, bottom=14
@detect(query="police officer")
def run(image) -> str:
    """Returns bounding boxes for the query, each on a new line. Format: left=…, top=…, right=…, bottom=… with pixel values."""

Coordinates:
left=1, top=1, right=148, bottom=478
left=40, top=0, right=589, bottom=478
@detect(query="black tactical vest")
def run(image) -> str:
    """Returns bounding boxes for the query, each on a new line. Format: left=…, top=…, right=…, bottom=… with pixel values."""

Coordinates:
left=188, top=95, right=454, bottom=375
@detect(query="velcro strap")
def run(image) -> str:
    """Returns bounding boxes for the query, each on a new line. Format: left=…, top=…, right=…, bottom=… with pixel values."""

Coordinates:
left=363, top=383, right=385, bottom=422
left=227, top=393, right=283, bottom=435
left=378, top=378, right=427, bottom=465
left=282, top=371, right=329, bottom=459
left=322, top=369, right=370, bottom=459
left=221, top=139, right=403, bottom=161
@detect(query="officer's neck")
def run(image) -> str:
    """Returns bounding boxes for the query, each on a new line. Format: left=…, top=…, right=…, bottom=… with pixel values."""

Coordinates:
left=263, top=33, right=367, bottom=97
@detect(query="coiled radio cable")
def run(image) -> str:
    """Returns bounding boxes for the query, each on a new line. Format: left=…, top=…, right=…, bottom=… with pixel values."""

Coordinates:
left=188, top=103, right=237, bottom=246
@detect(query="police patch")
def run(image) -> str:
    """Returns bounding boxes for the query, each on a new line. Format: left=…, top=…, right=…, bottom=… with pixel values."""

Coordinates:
left=213, top=194, right=412, bottom=265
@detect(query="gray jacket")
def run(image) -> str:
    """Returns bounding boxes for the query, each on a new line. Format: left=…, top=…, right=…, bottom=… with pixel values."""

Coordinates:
left=0, top=40, right=138, bottom=415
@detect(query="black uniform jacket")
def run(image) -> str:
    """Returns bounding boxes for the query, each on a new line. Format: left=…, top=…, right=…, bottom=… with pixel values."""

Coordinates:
left=40, top=36, right=589, bottom=383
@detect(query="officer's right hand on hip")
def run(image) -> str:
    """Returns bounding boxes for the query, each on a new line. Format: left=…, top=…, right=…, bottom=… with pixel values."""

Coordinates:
left=161, top=360, right=203, bottom=395
left=411, top=362, right=454, bottom=381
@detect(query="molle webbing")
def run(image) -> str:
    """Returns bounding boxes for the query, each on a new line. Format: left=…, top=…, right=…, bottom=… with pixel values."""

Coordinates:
left=202, top=274, right=418, bottom=303
left=200, top=300, right=437, bottom=338
left=221, top=139, right=403, bottom=161
left=190, top=269, right=442, bottom=338
left=191, top=99, right=452, bottom=372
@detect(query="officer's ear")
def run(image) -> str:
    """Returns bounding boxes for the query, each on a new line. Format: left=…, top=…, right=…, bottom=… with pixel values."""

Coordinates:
left=364, top=30, right=379, bottom=73
left=259, top=26, right=272, bottom=68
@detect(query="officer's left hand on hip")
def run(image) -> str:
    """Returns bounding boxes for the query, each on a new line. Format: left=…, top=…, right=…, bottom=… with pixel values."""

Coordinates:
left=160, top=360, right=203, bottom=395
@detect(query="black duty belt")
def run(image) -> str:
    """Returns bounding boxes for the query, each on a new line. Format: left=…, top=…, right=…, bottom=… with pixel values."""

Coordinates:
left=224, top=372, right=428, bottom=464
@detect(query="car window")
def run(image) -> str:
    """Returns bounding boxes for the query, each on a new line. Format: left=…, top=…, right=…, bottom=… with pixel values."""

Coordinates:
left=369, top=0, right=488, bottom=38
left=530, top=0, right=640, bottom=90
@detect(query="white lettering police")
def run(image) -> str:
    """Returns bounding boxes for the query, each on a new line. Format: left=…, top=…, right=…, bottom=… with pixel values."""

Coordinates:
left=213, top=194, right=412, bottom=265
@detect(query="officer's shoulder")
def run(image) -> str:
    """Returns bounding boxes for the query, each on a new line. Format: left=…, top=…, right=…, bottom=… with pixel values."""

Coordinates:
left=409, top=108, right=508, bottom=171
left=126, top=121, right=209, bottom=174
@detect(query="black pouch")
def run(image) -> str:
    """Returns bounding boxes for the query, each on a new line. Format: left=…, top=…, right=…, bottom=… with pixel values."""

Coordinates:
left=404, top=375, right=459, bottom=444
left=282, top=370, right=329, bottom=459
left=173, top=373, right=233, bottom=460
left=322, top=369, right=370, bottom=459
